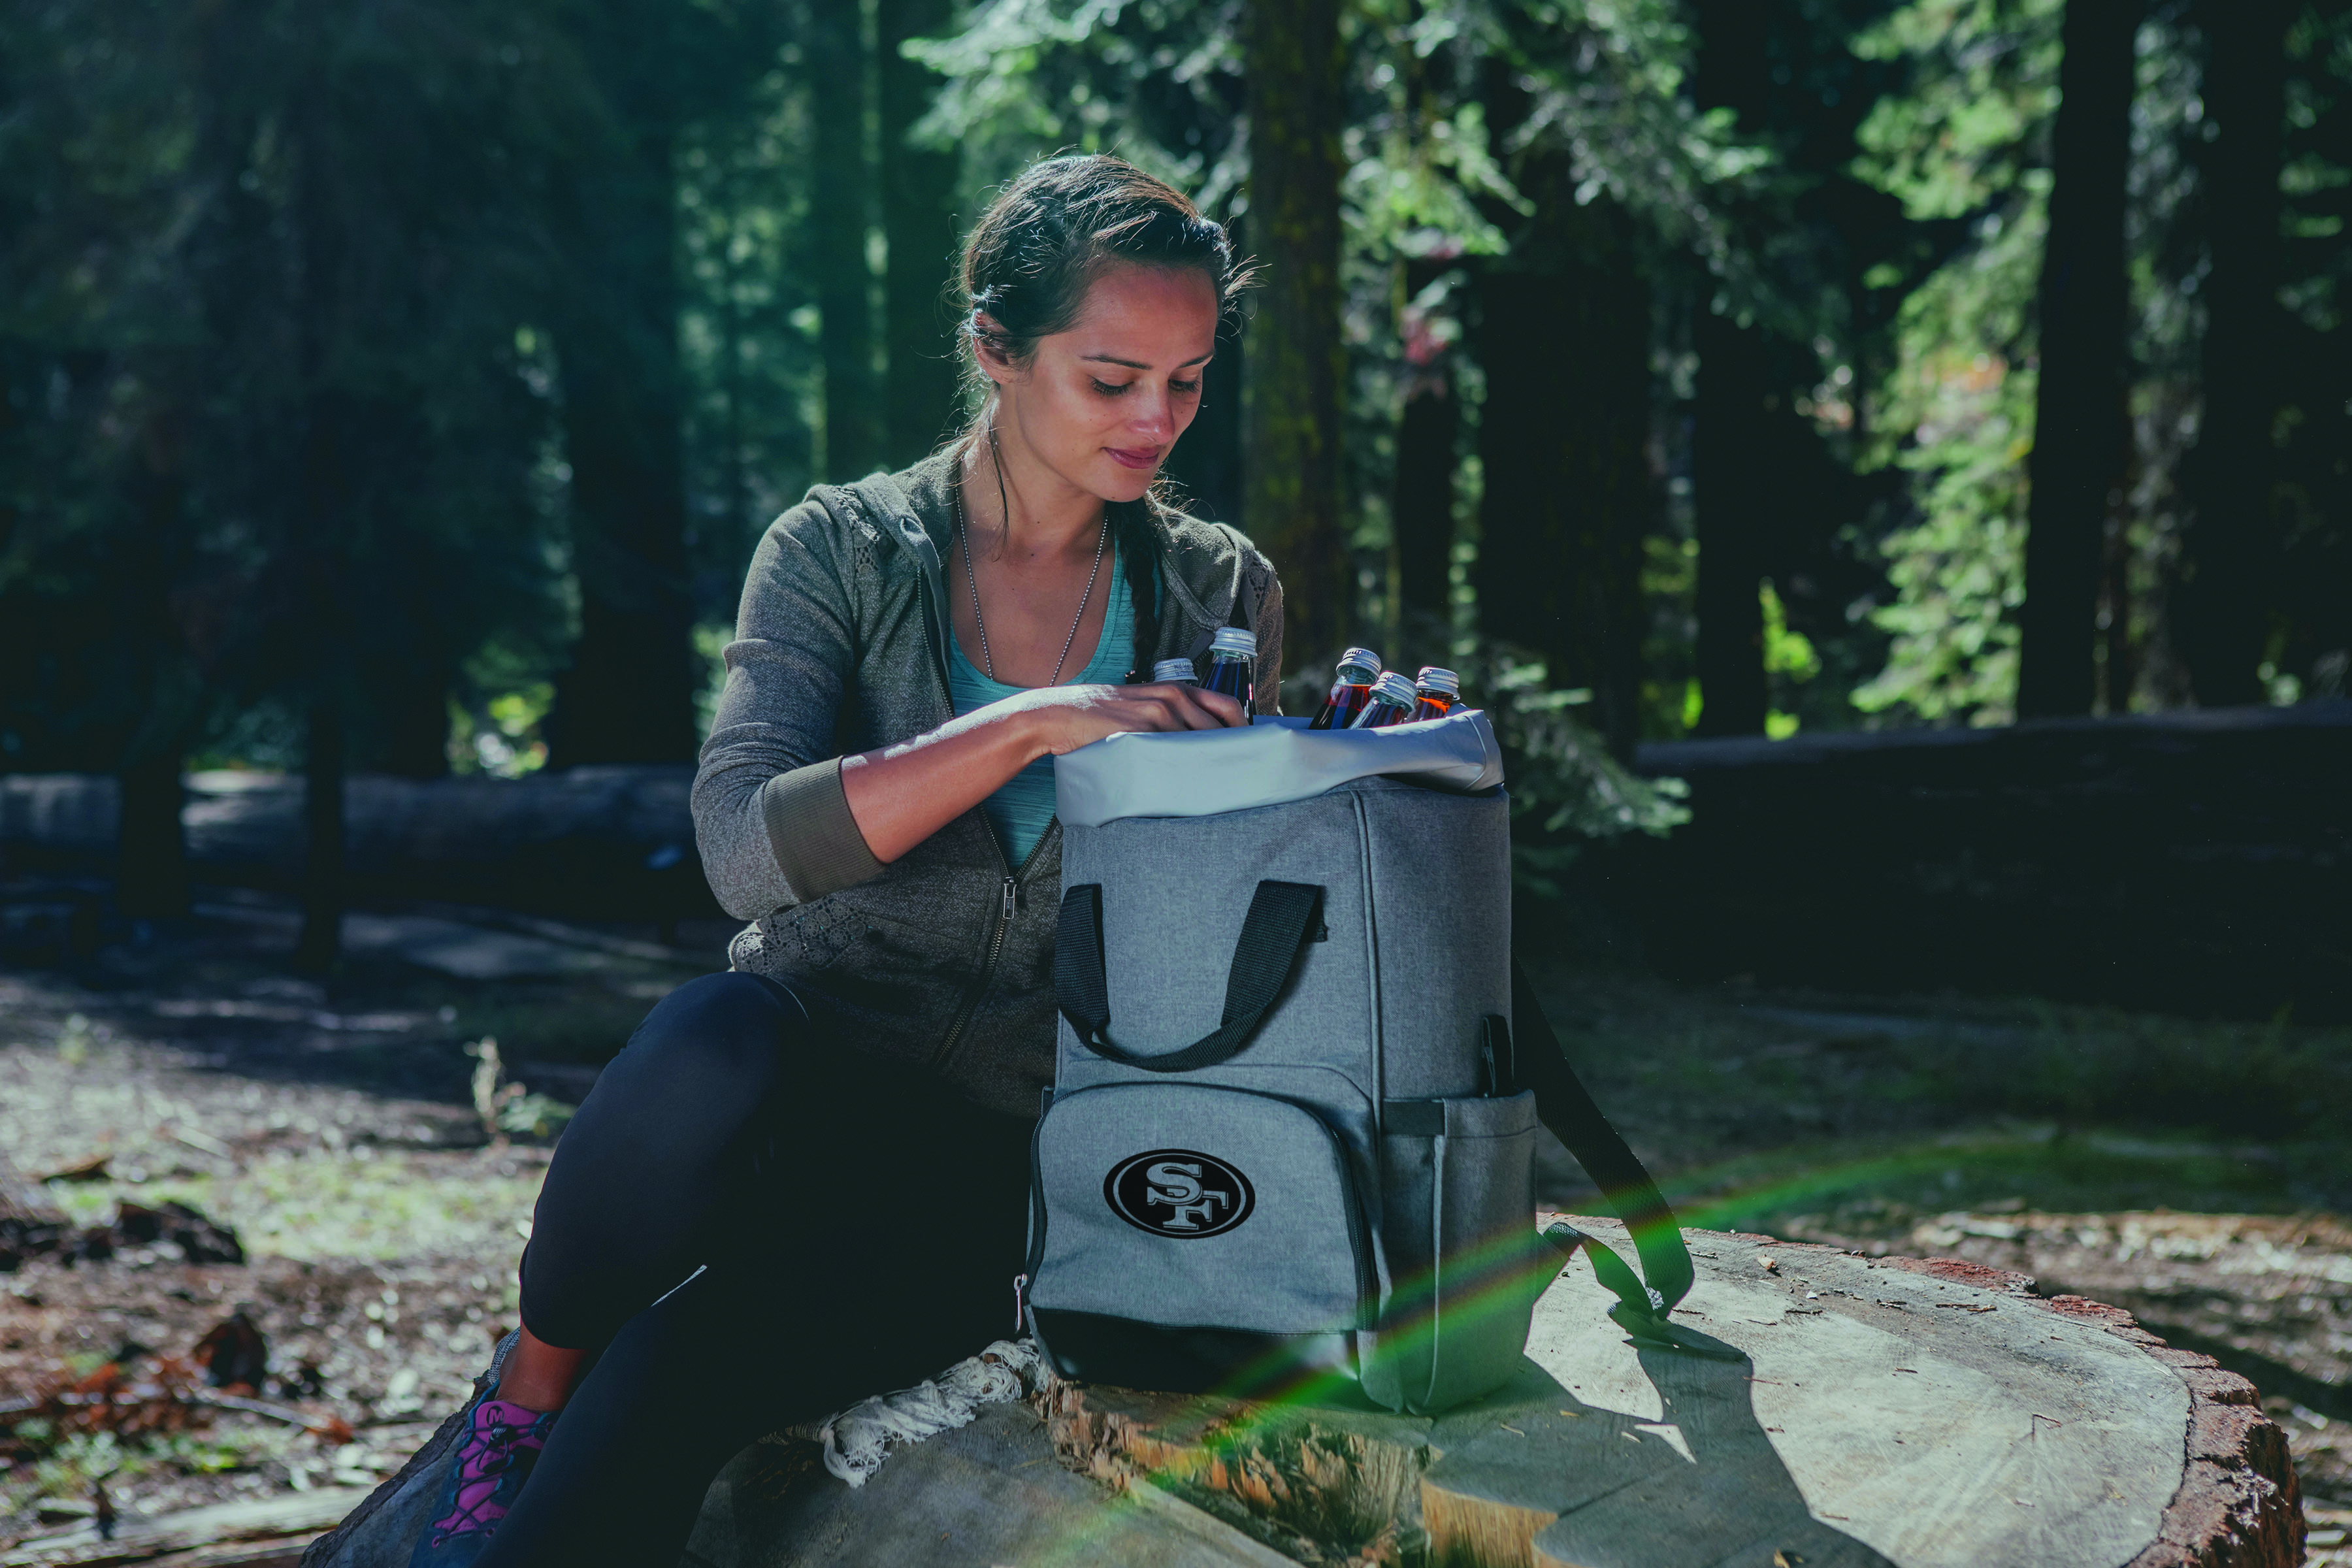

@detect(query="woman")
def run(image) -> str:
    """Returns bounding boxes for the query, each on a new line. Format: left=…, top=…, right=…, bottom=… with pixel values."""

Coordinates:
left=314, top=154, right=1280, bottom=1567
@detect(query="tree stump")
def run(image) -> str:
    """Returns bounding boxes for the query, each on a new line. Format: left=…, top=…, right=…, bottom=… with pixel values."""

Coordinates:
left=1036, top=1219, right=2305, bottom=1567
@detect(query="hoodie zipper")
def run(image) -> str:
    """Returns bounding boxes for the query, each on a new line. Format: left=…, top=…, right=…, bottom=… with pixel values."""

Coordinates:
left=932, top=827, right=1052, bottom=1073
left=912, top=555, right=1054, bottom=1075
left=910, top=500, right=1176, bottom=1075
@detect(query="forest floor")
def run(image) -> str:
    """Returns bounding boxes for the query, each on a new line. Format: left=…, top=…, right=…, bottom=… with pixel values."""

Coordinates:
left=1, top=882, right=2347, bottom=1560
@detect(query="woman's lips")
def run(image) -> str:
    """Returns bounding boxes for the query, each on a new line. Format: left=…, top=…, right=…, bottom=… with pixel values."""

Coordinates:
left=1106, top=445, right=1162, bottom=470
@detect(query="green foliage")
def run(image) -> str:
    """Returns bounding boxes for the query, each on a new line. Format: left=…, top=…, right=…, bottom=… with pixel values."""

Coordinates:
left=1759, top=578, right=1821, bottom=738
left=1848, top=0, right=2059, bottom=725
left=1447, top=635, right=1691, bottom=898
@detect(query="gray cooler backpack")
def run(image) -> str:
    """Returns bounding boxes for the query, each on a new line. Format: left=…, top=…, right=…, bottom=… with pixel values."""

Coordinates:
left=1022, top=713, right=1716, bottom=1416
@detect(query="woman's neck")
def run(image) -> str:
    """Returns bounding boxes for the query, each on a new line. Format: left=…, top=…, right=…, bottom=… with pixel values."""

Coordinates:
left=959, top=415, right=1105, bottom=564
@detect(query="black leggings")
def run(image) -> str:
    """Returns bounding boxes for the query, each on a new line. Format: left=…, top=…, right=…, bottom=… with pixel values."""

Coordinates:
left=476, top=973, right=1033, bottom=1567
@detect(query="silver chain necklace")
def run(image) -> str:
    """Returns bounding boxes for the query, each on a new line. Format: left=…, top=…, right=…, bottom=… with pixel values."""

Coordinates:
left=953, top=474, right=1107, bottom=687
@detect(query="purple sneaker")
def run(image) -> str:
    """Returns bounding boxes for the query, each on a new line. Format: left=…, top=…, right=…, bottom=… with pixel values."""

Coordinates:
left=406, top=1397, right=556, bottom=1565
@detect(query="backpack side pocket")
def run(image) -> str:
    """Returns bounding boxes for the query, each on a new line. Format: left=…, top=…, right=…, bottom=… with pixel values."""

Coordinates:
left=1367, top=1090, right=1546, bottom=1414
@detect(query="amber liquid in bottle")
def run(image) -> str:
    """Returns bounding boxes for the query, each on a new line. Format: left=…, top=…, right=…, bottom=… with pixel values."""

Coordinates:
left=1412, top=693, right=1456, bottom=722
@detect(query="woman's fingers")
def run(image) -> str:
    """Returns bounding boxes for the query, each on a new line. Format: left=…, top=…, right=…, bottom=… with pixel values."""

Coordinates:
left=1186, top=687, right=1248, bottom=727
left=1122, top=683, right=1243, bottom=730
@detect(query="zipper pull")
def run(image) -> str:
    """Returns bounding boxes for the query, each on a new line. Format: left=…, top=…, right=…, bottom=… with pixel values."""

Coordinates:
left=1002, top=876, right=1017, bottom=923
left=1013, top=1272, right=1029, bottom=1335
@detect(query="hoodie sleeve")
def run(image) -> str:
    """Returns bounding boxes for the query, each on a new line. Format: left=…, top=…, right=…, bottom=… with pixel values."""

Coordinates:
left=691, top=495, right=887, bottom=921
left=1247, top=553, right=1285, bottom=717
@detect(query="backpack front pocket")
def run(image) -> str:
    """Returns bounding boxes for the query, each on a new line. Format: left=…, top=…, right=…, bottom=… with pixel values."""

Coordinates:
left=1026, top=1081, right=1371, bottom=1398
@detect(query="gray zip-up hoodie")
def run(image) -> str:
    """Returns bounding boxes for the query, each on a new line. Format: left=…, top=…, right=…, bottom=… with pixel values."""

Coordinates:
left=692, top=450, right=1285, bottom=1119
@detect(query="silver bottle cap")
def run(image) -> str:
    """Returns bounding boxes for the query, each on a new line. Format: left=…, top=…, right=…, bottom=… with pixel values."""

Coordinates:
left=1209, top=627, right=1258, bottom=658
left=1337, top=646, right=1384, bottom=679
left=1414, top=666, right=1460, bottom=697
left=1151, top=658, right=1200, bottom=683
left=1349, top=671, right=1422, bottom=725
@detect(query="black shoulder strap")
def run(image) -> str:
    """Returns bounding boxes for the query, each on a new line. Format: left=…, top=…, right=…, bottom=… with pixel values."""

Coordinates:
left=1056, top=881, right=1322, bottom=1073
left=1511, top=956, right=1733, bottom=1358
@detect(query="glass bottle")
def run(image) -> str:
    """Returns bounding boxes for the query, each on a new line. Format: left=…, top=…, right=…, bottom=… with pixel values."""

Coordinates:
left=1348, top=671, right=1422, bottom=728
left=1310, top=647, right=1384, bottom=730
left=1152, top=657, right=1201, bottom=685
left=1201, top=627, right=1257, bottom=716
left=1413, top=666, right=1462, bottom=721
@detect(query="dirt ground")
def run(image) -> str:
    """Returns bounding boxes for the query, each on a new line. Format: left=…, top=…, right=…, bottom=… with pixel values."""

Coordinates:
left=2, top=887, right=2347, bottom=1559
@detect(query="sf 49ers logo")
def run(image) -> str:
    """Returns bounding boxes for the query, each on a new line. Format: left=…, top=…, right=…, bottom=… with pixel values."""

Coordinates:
left=1104, top=1149, right=1256, bottom=1239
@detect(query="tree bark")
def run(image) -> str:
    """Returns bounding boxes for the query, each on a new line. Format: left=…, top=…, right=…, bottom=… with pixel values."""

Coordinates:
left=1691, top=311, right=1771, bottom=736
left=809, top=0, right=883, bottom=480
left=118, top=753, right=191, bottom=923
left=116, top=401, right=194, bottom=920
left=1164, top=304, right=1245, bottom=525
left=1392, top=258, right=1460, bottom=647
left=2177, top=0, right=2293, bottom=707
left=2016, top=0, right=2140, bottom=719
left=878, top=0, right=962, bottom=468
left=295, top=688, right=345, bottom=973
left=1473, top=196, right=1655, bottom=760
left=547, top=6, right=698, bottom=767
left=1556, top=216, right=1655, bottom=761
left=1243, top=0, right=1349, bottom=667
left=293, top=64, right=346, bottom=973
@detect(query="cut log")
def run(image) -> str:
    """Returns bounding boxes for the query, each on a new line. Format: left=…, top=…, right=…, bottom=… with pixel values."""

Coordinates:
left=1035, top=1220, right=2306, bottom=1568
left=681, top=1403, right=1296, bottom=1566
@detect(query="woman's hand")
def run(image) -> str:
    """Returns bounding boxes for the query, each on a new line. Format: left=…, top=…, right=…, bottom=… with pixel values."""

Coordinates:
left=1002, top=680, right=1246, bottom=755
left=838, top=680, right=1246, bottom=865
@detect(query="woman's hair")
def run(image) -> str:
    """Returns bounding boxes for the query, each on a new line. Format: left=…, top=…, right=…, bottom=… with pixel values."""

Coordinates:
left=952, top=154, right=1254, bottom=680
left=955, top=153, right=1249, bottom=391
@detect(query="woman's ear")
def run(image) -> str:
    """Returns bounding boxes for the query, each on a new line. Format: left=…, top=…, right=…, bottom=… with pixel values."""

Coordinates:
left=972, top=313, right=1017, bottom=385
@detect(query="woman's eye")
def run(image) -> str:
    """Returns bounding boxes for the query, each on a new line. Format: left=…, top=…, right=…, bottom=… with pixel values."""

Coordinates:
left=1171, top=378, right=1202, bottom=397
left=1091, top=379, right=1132, bottom=397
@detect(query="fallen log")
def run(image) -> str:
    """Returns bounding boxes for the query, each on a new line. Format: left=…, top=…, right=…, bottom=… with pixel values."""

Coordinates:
left=0, top=1488, right=370, bottom=1568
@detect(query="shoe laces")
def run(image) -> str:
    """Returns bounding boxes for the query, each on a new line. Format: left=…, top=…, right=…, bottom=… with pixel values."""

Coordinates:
left=427, top=1399, right=549, bottom=1544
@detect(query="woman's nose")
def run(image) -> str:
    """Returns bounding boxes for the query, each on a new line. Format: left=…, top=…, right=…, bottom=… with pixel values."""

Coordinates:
left=1128, top=387, right=1175, bottom=441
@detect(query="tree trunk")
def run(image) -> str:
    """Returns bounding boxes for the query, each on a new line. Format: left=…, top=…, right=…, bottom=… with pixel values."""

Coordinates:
left=2016, top=0, right=2140, bottom=719
left=374, top=661, right=453, bottom=779
left=1691, top=310, right=1771, bottom=736
left=294, top=66, right=346, bottom=973
left=295, top=687, right=345, bottom=973
left=878, top=0, right=962, bottom=468
left=809, top=0, right=883, bottom=480
left=1164, top=302, right=1245, bottom=525
left=1556, top=217, right=1655, bottom=761
left=1474, top=197, right=1655, bottom=760
left=1392, top=257, right=1460, bottom=653
left=2177, top=0, right=2292, bottom=707
left=117, top=401, right=194, bottom=921
left=1243, top=0, right=1348, bottom=668
left=547, top=12, right=698, bottom=768
left=118, top=753, right=191, bottom=923
left=1473, top=266, right=1560, bottom=658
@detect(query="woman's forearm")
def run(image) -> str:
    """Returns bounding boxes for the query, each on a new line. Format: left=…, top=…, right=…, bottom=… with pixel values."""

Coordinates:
left=837, top=704, right=1049, bottom=865
left=836, top=683, right=1242, bottom=867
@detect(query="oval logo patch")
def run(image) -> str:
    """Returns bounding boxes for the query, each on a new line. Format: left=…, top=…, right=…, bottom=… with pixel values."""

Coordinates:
left=1103, top=1149, right=1256, bottom=1239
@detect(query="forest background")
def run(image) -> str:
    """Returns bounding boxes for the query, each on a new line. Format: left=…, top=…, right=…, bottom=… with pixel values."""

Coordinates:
left=3, top=0, right=2348, bottom=954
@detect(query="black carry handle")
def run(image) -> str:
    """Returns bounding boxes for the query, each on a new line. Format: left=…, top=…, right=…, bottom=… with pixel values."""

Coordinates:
left=1056, top=881, right=1322, bottom=1074
left=1509, top=956, right=1720, bottom=1354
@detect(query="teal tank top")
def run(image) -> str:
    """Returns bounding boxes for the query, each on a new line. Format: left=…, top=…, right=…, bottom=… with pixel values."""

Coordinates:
left=947, top=546, right=1135, bottom=867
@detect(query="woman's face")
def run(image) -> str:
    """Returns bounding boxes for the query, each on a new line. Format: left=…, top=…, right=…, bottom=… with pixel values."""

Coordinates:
left=984, top=261, right=1219, bottom=504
